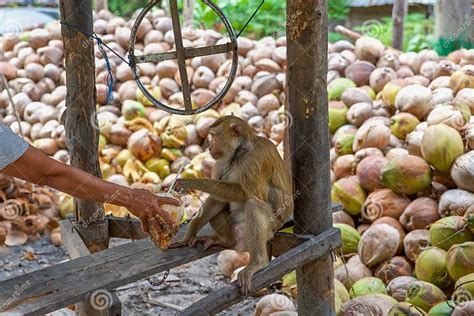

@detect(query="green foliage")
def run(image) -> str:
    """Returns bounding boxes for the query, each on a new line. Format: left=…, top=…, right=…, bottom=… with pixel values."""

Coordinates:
left=354, top=13, right=435, bottom=52
left=328, top=0, right=350, bottom=22
left=108, top=0, right=150, bottom=17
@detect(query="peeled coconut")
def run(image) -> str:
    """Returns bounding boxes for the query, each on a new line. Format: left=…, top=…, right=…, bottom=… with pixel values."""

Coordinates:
left=254, top=294, right=296, bottom=316
left=358, top=223, right=400, bottom=268
left=404, top=229, right=430, bottom=262
left=429, top=216, right=473, bottom=251
left=334, top=255, right=373, bottom=289
left=356, top=155, right=388, bottom=192
left=421, top=124, right=464, bottom=172
left=328, top=101, right=348, bottom=133
left=349, top=277, right=387, bottom=298
left=361, top=189, right=410, bottom=222
left=387, top=276, right=418, bottom=302
left=352, top=122, right=391, bottom=152
left=400, top=197, right=440, bottom=231
left=217, top=250, right=250, bottom=278
left=415, top=247, right=453, bottom=289
left=328, top=78, right=356, bottom=101
left=355, top=36, right=385, bottom=64
left=439, top=189, right=474, bottom=218
left=127, top=129, right=162, bottom=161
left=390, top=112, right=420, bottom=140
left=446, top=241, right=474, bottom=281
left=451, top=152, right=474, bottom=193
left=405, top=280, right=447, bottom=312
left=374, top=256, right=413, bottom=285
left=340, top=294, right=397, bottom=316
left=334, top=223, right=361, bottom=255
left=381, top=155, right=432, bottom=195
left=331, top=176, right=366, bottom=215
left=395, top=85, right=433, bottom=119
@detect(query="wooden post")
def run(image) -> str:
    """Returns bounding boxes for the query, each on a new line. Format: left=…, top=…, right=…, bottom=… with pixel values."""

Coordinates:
left=392, top=0, right=407, bottom=50
left=287, top=0, right=334, bottom=315
left=60, top=0, right=110, bottom=314
left=183, top=0, right=195, bottom=27
left=435, top=0, right=473, bottom=54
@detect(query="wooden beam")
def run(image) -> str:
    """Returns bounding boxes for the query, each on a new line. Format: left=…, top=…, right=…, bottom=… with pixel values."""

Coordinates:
left=180, top=227, right=341, bottom=315
left=287, top=0, right=335, bottom=315
left=59, top=0, right=108, bottom=253
left=392, top=0, right=408, bottom=50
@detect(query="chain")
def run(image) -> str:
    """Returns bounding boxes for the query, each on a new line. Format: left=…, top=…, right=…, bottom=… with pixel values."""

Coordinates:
left=146, top=270, right=170, bottom=287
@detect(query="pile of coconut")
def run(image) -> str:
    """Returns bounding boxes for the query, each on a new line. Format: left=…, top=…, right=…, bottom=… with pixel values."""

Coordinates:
left=1, top=7, right=474, bottom=315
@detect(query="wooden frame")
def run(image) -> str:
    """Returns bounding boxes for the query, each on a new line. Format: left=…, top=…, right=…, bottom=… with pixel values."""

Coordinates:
left=0, top=0, right=339, bottom=315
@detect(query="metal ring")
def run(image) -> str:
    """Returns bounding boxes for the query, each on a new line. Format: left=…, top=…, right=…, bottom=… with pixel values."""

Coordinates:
left=128, top=0, right=239, bottom=115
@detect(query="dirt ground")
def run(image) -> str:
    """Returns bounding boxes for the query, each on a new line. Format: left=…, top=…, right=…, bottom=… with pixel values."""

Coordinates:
left=0, top=235, right=261, bottom=315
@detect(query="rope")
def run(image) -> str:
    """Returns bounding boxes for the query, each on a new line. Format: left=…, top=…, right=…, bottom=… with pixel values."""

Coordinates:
left=237, top=0, right=265, bottom=38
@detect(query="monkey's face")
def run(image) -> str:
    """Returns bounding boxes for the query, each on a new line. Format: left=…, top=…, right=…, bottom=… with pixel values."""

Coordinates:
left=208, top=126, right=240, bottom=160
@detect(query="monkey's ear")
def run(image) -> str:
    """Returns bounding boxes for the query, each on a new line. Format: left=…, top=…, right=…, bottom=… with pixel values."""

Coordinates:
left=230, top=124, right=243, bottom=137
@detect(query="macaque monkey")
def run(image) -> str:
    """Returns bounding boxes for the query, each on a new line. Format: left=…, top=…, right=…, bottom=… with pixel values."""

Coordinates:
left=172, top=115, right=293, bottom=294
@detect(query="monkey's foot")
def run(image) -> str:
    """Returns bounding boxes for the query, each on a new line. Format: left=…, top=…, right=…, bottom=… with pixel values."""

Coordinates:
left=168, top=238, right=194, bottom=249
left=237, top=266, right=257, bottom=295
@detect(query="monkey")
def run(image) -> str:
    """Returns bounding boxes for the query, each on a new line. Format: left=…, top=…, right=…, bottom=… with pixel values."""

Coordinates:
left=171, top=115, right=293, bottom=294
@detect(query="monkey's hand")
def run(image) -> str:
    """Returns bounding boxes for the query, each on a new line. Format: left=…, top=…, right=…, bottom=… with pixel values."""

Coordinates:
left=168, top=235, right=198, bottom=248
left=173, top=179, right=192, bottom=194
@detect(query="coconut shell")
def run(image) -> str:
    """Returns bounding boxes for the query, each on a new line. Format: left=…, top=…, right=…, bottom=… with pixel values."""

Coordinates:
left=335, top=255, right=373, bottom=289
left=438, top=189, right=474, bottom=218
left=340, top=294, right=397, bottom=316
left=388, top=302, right=427, bottom=315
left=333, top=155, right=357, bottom=179
left=353, top=122, right=391, bottom=152
left=400, top=197, right=439, bottom=231
left=356, top=155, right=388, bottom=192
left=344, top=61, right=375, bottom=86
left=362, top=189, right=410, bottom=222
left=415, top=247, right=453, bottom=289
left=358, top=223, right=400, bottom=268
left=404, top=229, right=430, bottom=262
left=405, top=280, right=447, bottom=312
left=446, top=242, right=474, bottom=281
left=217, top=250, right=250, bottom=278
left=374, top=256, right=413, bottom=285
left=387, top=276, right=418, bottom=302
left=451, top=152, right=474, bottom=193
left=452, top=301, right=474, bottom=316
left=341, top=87, right=373, bottom=107
left=395, top=85, right=433, bottom=119
left=429, top=216, right=473, bottom=251
left=346, top=102, right=374, bottom=127
left=333, top=210, right=355, bottom=227
left=381, top=155, right=432, bottom=195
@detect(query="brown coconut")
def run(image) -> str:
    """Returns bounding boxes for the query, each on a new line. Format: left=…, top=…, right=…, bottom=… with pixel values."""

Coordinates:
left=356, top=155, right=388, bottom=192
left=403, top=229, right=430, bottom=262
left=399, top=197, right=439, bottom=231
left=362, top=189, right=411, bottom=222
left=358, top=223, right=400, bottom=268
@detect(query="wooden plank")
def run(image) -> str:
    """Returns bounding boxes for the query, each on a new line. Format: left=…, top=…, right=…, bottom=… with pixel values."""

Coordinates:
left=0, top=226, right=223, bottom=315
left=392, top=0, right=408, bottom=50
left=287, top=1, right=335, bottom=315
left=181, top=227, right=341, bottom=315
left=107, top=216, right=148, bottom=240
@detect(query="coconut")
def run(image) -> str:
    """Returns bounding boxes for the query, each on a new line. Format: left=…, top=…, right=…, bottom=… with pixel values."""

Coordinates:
left=421, top=124, right=462, bottom=170
left=328, top=78, right=356, bottom=101
left=381, top=155, right=432, bottom=195
left=335, top=278, right=350, bottom=303
left=454, top=88, right=474, bottom=114
left=344, top=61, right=375, bottom=86
left=438, top=190, right=474, bottom=217
left=333, top=210, right=355, bottom=227
left=446, top=242, right=474, bottom=281
left=386, top=148, right=409, bottom=160
left=452, top=301, right=474, bottom=316
left=355, top=37, right=385, bottom=64
left=346, top=102, right=374, bottom=127
left=217, top=250, right=249, bottom=278
left=341, top=87, right=373, bottom=107
left=400, top=198, right=439, bottom=231
left=361, top=189, right=410, bottom=222
left=122, top=100, right=146, bottom=121
left=356, top=155, right=388, bottom=192
left=388, top=276, right=418, bottom=302
left=340, top=294, right=397, bottom=316
left=334, top=223, right=361, bottom=255
left=333, top=155, right=357, bottom=179
left=331, top=176, right=366, bottom=215
left=454, top=273, right=474, bottom=301
left=451, top=152, right=474, bottom=193
left=127, top=129, right=161, bottom=162
left=380, top=80, right=405, bottom=109
left=404, top=229, right=430, bottom=262
left=374, top=257, right=413, bottom=285
left=390, top=113, right=420, bottom=140
left=405, top=281, right=447, bottom=312
left=334, top=133, right=355, bottom=156
left=389, top=302, right=427, bottom=315
left=395, top=85, right=433, bottom=119
left=415, top=247, right=453, bottom=289
left=254, top=294, right=296, bottom=316
left=358, top=223, right=400, bottom=268
left=370, top=67, right=397, bottom=93
left=427, top=301, right=456, bottom=316
left=349, top=277, right=387, bottom=298
left=372, top=217, right=406, bottom=254
left=328, top=101, right=348, bottom=133
left=335, top=255, right=373, bottom=289
left=406, top=130, right=424, bottom=157
left=354, top=147, right=384, bottom=161
left=450, top=71, right=474, bottom=93
left=352, top=122, right=391, bottom=152
left=430, top=216, right=473, bottom=251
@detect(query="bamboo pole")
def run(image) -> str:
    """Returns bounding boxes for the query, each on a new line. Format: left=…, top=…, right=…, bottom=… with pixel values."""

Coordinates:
left=392, top=0, right=408, bottom=50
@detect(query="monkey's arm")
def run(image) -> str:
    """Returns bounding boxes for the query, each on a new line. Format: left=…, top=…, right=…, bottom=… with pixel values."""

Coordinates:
left=177, top=179, right=247, bottom=202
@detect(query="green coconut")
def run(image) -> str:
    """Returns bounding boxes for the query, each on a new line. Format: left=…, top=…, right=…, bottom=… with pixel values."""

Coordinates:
left=421, top=124, right=464, bottom=172
left=415, top=247, right=453, bottom=289
left=136, top=85, right=162, bottom=107
left=114, top=149, right=134, bottom=167
left=430, top=216, right=473, bottom=251
left=329, top=101, right=349, bottom=133
left=453, top=273, right=474, bottom=302
left=349, top=277, right=387, bottom=298
left=282, top=271, right=296, bottom=287
left=331, top=176, right=367, bottom=215
left=380, top=81, right=404, bottom=109
left=145, top=158, right=171, bottom=179
left=335, top=278, right=350, bottom=303
left=405, top=281, right=447, bottom=312
left=389, top=302, right=427, bottom=316
left=328, top=78, right=356, bottom=101
left=390, top=113, right=420, bottom=140
left=455, top=103, right=471, bottom=124
left=122, top=100, right=146, bottom=120
left=361, top=85, right=376, bottom=100
left=334, top=133, right=355, bottom=156
left=334, top=223, right=361, bottom=255
left=335, top=294, right=343, bottom=315
left=381, top=155, right=432, bottom=195
left=98, top=134, right=107, bottom=152
left=446, top=241, right=474, bottom=281
left=427, top=301, right=455, bottom=316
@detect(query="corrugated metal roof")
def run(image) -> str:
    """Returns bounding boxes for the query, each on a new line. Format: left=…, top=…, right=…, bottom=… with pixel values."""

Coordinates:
left=351, top=0, right=436, bottom=7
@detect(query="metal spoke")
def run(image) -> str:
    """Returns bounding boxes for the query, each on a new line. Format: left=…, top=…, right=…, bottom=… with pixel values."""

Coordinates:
left=170, top=0, right=192, bottom=111
left=133, top=42, right=236, bottom=64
